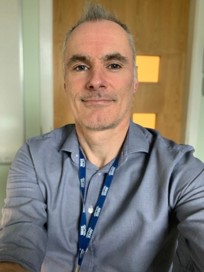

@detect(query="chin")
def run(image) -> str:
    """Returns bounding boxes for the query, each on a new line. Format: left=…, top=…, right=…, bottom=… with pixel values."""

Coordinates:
left=83, top=119, right=121, bottom=131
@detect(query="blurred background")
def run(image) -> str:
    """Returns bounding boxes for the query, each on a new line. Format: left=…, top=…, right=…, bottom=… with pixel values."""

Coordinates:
left=0, top=0, right=204, bottom=216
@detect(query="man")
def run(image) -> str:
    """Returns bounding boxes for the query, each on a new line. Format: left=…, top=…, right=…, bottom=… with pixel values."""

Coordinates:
left=0, top=3, right=204, bottom=272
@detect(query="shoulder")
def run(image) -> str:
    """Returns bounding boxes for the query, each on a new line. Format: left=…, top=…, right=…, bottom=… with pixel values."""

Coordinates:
left=133, top=123, right=193, bottom=155
left=129, top=122, right=203, bottom=169
left=26, top=124, right=75, bottom=150
left=14, top=124, right=76, bottom=163
left=10, top=124, right=77, bottom=180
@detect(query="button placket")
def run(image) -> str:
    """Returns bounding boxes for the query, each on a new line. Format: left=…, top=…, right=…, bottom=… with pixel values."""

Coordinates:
left=85, top=170, right=104, bottom=222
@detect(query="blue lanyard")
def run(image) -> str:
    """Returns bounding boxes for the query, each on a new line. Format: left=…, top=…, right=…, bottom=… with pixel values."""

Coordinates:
left=77, top=149, right=120, bottom=268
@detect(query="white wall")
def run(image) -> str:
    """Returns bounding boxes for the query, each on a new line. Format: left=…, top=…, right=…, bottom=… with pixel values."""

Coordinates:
left=0, top=0, right=53, bottom=217
left=0, top=0, right=24, bottom=164
left=39, top=0, right=53, bottom=134
left=185, top=0, right=204, bottom=161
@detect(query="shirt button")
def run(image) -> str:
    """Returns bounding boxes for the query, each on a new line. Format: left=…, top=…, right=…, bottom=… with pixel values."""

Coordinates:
left=88, top=206, right=94, bottom=214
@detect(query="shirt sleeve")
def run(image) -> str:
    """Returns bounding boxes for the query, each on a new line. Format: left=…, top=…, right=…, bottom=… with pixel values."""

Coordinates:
left=0, top=143, right=48, bottom=272
left=170, top=150, right=204, bottom=271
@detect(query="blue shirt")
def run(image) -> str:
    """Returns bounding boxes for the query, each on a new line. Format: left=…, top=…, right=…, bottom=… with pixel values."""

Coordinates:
left=0, top=122, right=204, bottom=272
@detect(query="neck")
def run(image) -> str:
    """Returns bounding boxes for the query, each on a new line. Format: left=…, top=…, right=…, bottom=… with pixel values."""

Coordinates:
left=76, top=122, right=129, bottom=168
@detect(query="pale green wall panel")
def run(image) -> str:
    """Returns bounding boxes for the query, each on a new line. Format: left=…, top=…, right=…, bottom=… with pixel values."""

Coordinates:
left=0, top=0, right=41, bottom=216
left=22, top=0, right=41, bottom=139
left=185, top=0, right=204, bottom=162
left=197, top=98, right=204, bottom=161
left=0, top=165, right=9, bottom=215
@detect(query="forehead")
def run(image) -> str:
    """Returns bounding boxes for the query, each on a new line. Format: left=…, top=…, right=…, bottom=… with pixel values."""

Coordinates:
left=65, top=20, right=132, bottom=58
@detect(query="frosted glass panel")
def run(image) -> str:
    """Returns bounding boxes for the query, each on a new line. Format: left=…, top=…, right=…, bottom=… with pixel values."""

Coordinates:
left=0, top=0, right=24, bottom=163
left=133, top=113, right=156, bottom=129
left=136, top=56, right=160, bottom=83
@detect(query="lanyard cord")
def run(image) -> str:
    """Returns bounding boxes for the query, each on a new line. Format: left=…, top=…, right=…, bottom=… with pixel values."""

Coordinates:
left=77, top=149, right=120, bottom=268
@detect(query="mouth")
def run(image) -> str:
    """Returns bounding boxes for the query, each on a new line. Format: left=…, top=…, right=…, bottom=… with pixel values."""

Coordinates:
left=80, top=96, right=116, bottom=107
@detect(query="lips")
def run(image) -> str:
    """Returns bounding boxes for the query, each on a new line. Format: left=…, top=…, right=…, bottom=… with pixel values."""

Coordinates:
left=80, top=95, right=116, bottom=106
left=82, top=98, right=113, bottom=102
left=81, top=98, right=115, bottom=107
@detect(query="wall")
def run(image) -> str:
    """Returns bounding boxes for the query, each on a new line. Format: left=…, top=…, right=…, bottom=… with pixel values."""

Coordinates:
left=197, top=96, right=204, bottom=161
left=185, top=0, right=204, bottom=161
left=0, top=0, right=24, bottom=210
left=22, top=0, right=41, bottom=139
left=0, top=0, right=41, bottom=213
left=0, top=0, right=53, bottom=216
left=0, top=166, right=9, bottom=211
left=195, top=0, right=204, bottom=161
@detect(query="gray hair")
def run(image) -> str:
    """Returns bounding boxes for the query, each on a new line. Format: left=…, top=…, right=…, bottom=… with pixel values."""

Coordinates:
left=62, top=3, right=136, bottom=74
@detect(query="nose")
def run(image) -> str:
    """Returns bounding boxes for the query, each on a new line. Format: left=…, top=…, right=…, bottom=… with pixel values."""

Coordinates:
left=86, top=67, right=107, bottom=90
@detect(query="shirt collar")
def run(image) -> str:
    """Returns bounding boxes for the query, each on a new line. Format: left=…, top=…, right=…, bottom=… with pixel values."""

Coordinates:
left=60, top=121, right=150, bottom=155
left=122, top=121, right=150, bottom=155
left=60, top=125, right=79, bottom=154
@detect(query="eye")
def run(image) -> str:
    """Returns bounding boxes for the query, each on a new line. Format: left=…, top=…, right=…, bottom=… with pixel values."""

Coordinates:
left=74, top=65, right=89, bottom=71
left=107, top=63, right=122, bottom=70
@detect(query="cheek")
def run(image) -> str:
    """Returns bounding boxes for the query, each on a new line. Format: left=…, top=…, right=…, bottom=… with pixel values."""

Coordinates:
left=119, top=79, right=135, bottom=99
left=64, top=88, right=76, bottom=112
left=64, top=81, right=77, bottom=101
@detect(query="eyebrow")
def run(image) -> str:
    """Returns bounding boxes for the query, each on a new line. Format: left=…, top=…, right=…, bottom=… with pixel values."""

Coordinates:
left=66, top=55, right=91, bottom=67
left=102, top=53, right=128, bottom=63
left=66, top=52, right=128, bottom=67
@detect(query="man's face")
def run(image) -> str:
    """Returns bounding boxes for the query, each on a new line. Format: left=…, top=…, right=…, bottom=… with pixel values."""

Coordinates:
left=64, top=20, right=138, bottom=131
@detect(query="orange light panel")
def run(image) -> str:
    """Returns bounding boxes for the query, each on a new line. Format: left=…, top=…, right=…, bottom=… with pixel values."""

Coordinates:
left=132, top=113, right=156, bottom=129
left=136, top=56, right=160, bottom=83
